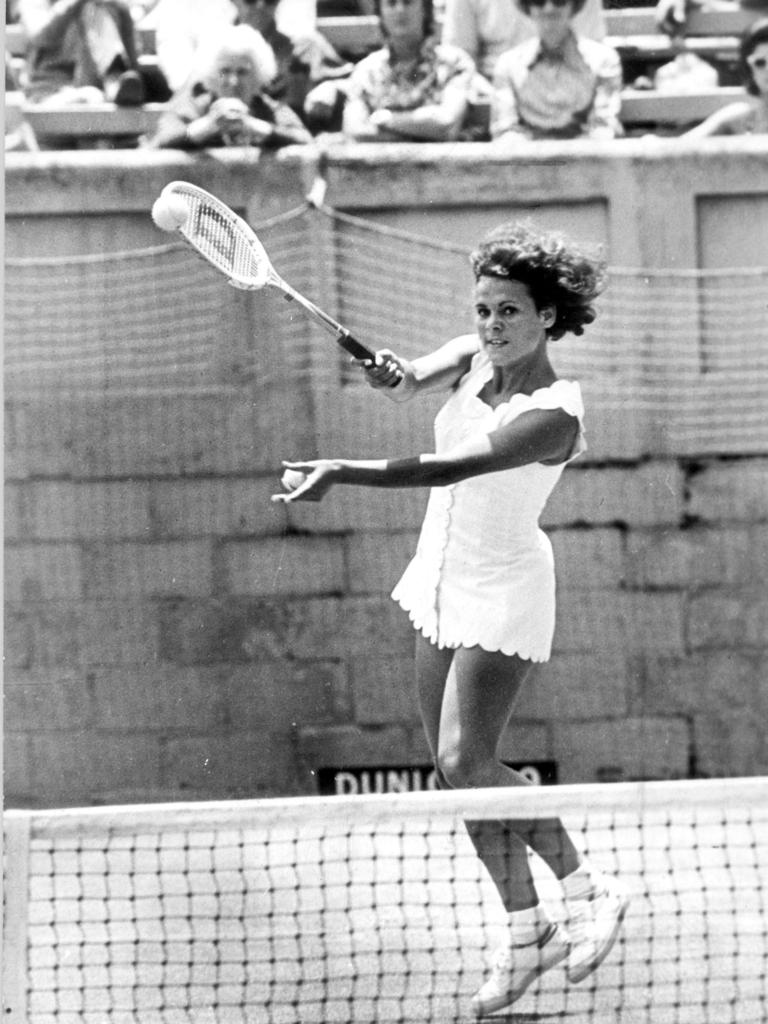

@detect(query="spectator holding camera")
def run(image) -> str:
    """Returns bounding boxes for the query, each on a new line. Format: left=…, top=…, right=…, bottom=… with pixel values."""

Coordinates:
left=147, top=23, right=311, bottom=148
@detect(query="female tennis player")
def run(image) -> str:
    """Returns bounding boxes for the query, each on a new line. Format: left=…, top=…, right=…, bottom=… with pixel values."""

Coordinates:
left=273, top=221, right=629, bottom=1015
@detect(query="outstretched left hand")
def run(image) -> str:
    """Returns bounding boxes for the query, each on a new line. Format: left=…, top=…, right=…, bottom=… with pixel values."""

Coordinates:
left=271, top=460, right=337, bottom=504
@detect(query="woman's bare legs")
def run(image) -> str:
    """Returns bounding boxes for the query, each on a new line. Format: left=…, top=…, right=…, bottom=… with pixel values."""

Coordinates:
left=414, top=635, right=581, bottom=911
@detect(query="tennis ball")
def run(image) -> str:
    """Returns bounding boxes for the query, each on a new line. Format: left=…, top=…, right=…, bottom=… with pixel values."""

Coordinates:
left=281, top=468, right=307, bottom=492
left=151, top=193, right=189, bottom=232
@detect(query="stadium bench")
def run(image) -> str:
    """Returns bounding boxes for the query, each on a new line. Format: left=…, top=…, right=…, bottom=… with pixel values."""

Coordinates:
left=603, top=5, right=756, bottom=36
left=14, top=88, right=743, bottom=144
left=20, top=102, right=166, bottom=141
left=619, top=85, right=744, bottom=125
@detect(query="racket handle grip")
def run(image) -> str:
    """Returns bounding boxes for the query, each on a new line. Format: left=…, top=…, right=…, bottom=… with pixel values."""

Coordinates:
left=338, top=331, right=402, bottom=389
left=336, top=330, right=375, bottom=361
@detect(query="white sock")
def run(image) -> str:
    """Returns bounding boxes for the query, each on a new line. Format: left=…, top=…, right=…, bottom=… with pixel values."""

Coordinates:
left=508, top=904, right=553, bottom=946
left=561, top=858, right=606, bottom=902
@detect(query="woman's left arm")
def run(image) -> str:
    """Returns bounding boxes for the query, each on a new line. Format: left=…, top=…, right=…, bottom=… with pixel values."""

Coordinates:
left=273, top=408, right=579, bottom=502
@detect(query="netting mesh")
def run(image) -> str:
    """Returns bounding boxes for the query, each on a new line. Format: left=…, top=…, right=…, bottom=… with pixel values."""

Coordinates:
left=5, top=202, right=768, bottom=456
left=4, top=780, right=767, bottom=1023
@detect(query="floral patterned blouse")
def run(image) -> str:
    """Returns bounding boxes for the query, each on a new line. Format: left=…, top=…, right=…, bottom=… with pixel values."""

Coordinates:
left=345, top=35, right=475, bottom=115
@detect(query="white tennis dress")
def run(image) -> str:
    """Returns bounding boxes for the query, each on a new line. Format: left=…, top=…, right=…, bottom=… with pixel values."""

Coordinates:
left=391, top=347, right=586, bottom=662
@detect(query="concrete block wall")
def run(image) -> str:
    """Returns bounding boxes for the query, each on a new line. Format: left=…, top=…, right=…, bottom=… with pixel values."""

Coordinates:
left=6, top=387, right=767, bottom=808
left=5, top=146, right=768, bottom=807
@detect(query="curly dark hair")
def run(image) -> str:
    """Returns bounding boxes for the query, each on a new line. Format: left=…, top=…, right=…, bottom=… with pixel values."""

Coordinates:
left=739, top=17, right=768, bottom=96
left=469, top=221, right=607, bottom=340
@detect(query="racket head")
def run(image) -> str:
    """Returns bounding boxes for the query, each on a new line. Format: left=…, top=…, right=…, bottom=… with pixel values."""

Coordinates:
left=159, top=181, right=273, bottom=290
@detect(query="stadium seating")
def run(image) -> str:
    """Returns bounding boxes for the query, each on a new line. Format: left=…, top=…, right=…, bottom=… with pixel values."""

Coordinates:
left=4, top=7, right=755, bottom=144
left=315, top=8, right=756, bottom=55
left=10, top=86, right=743, bottom=146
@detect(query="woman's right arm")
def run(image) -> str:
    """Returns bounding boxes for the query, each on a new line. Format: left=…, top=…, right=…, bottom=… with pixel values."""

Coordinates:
left=360, top=334, right=479, bottom=403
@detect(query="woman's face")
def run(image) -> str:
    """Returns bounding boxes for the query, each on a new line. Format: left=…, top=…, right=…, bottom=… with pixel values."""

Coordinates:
left=213, top=47, right=259, bottom=100
left=747, top=41, right=768, bottom=95
left=379, top=0, right=426, bottom=45
left=528, top=0, right=576, bottom=47
left=474, top=276, right=553, bottom=367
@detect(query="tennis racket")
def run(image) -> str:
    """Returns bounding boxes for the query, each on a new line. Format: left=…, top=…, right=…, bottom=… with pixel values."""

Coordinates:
left=152, top=180, right=376, bottom=361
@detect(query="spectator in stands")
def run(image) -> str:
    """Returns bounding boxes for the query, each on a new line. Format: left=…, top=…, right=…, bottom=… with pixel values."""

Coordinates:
left=490, top=0, right=622, bottom=142
left=146, top=23, right=312, bottom=148
left=18, top=0, right=148, bottom=104
left=232, top=0, right=353, bottom=122
left=682, top=15, right=768, bottom=134
left=441, top=0, right=606, bottom=82
left=341, top=0, right=477, bottom=141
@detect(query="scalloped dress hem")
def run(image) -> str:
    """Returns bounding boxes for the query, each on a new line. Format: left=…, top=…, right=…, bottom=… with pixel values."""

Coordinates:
left=394, top=601, right=553, bottom=664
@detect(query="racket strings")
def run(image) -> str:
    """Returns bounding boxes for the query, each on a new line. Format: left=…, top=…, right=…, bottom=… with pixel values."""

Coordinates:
left=174, top=186, right=269, bottom=286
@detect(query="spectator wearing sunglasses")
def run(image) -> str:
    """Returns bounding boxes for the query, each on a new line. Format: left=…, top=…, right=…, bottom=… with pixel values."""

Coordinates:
left=442, top=0, right=606, bottom=83
left=682, top=16, right=768, bottom=136
left=490, top=0, right=622, bottom=142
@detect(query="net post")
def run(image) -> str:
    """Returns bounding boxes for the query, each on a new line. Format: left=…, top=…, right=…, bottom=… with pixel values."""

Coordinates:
left=2, top=812, right=31, bottom=1022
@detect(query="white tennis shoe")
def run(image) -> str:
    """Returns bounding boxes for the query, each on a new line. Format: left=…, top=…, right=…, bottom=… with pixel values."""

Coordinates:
left=471, top=922, right=569, bottom=1017
left=565, top=876, right=630, bottom=983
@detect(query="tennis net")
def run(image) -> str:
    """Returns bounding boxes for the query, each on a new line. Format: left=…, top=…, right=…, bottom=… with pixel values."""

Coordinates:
left=3, top=778, right=767, bottom=1023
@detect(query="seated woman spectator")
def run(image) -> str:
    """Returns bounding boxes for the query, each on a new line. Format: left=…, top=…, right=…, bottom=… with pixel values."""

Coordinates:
left=341, top=0, right=476, bottom=141
left=146, top=23, right=312, bottom=148
left=441, top=0, right=606, bottom=82
left=490, top=0, right=622, bottom=142
left=682, top=16, right=768, bottom=135
left=18, top=0, right=147, bottom=104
